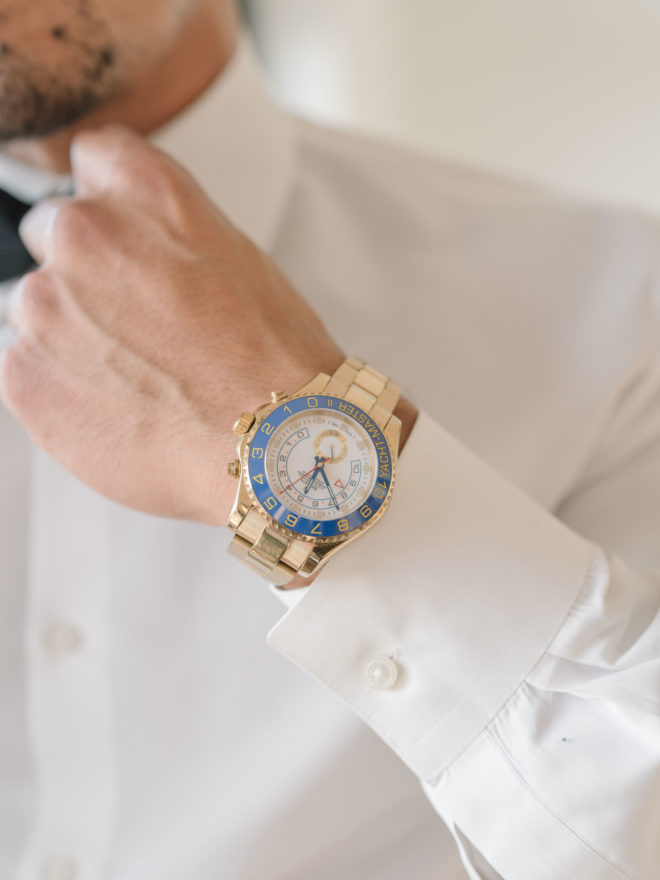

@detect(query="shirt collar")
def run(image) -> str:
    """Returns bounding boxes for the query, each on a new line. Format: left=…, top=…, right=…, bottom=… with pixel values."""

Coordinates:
left=152, top=34, right=296, bottom=252
left=0, top=34, right=296, bottom=253
left=0, top=152, right=71, bottom=204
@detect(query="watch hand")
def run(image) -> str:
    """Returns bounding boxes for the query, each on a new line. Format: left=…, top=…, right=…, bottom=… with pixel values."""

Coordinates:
left=303, top=470, right=319, bottom=494
left=319, top=465, right=340, bottom=511
left=303, top=456, right=325, bottom=493
left=279, top=456, right=328, bottom=495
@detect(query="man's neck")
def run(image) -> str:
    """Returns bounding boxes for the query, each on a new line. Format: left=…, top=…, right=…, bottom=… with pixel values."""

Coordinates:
left=1, top=3, right=238, bottom=175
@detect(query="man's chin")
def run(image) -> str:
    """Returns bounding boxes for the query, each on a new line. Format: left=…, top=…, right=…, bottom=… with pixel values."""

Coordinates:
left=0, top=93, right=107, bottom=145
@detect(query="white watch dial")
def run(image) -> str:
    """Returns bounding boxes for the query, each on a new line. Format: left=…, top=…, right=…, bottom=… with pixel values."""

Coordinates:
left=265, top=409, right=377, bottom=521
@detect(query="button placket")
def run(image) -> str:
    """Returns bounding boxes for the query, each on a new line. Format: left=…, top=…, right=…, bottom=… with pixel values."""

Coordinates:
left=19, top=449, right=117, bottom=879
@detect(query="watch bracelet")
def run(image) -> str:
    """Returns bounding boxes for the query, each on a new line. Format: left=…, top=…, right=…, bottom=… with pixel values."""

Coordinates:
left=227, top=356, right=401, bottom=586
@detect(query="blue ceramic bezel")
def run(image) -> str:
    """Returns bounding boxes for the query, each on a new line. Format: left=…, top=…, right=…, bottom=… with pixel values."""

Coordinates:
left=246, top=395, right=393, bottom=539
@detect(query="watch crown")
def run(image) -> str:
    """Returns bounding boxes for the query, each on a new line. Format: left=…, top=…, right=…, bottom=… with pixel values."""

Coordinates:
left=232, top=411, right=255, bottom=436
left=227, top=459, right=241, bottom=477
left=270, top=389, right=287, bottom=403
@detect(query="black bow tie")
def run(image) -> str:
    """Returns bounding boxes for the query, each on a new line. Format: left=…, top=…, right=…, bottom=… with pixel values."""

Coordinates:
left=0, top=187, right=36, bottom=282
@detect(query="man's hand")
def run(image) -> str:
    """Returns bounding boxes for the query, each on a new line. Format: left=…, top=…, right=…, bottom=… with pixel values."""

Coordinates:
left=0, top=126, right=345, bottom=525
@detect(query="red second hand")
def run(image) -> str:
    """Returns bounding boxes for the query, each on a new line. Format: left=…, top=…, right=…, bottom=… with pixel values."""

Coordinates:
left=279, top=457, right=329, bottom=495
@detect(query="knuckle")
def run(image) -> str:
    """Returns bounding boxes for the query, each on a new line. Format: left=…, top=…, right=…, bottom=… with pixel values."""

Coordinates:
left=118, top=146, right=186, bottom=201
left=19, top=271, right=59, bottom=328
left=51, top=199, right=104, bottom=255
left=0, top=342, right=36, bottom=414
left=52, top=199, right=93, bottom=238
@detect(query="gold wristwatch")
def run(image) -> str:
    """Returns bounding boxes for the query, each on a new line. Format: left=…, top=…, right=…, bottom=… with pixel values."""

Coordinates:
left=226, top=357, right=401, bottom=586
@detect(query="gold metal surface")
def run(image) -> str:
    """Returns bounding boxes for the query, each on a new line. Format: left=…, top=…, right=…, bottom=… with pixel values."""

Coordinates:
left=344, top=384, right=376, bottom=412
left=239, top=508, right=267, bottom=544
left=249, top=528, right=288, bottom=567
left=232, top=411, right=255, bottom=436
left=281, top=538, right=316, bottom=571
left=354, top=367, right=385, bottom=397
left=227, top=460, right=240, bottom=477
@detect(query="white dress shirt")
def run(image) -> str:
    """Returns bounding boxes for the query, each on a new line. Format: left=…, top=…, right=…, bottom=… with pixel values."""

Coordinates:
left=0, top=36, right=658, bottom=880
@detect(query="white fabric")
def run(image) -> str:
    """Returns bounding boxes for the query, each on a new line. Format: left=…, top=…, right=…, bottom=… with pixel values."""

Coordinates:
left=0, top=34, right=658, bottom=880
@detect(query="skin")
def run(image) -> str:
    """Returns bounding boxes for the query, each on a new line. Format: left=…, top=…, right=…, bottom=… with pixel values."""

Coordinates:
left=0, top=0, right=238, bottom=171
left=0, top=2, right=417, bottom=585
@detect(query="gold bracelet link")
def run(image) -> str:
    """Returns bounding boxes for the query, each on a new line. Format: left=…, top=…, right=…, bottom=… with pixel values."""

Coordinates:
left=228, top=534, right=299, bottom=587
left=228, top=508, right=316, bottom=586
left=323, top=356, right=401, bottom=427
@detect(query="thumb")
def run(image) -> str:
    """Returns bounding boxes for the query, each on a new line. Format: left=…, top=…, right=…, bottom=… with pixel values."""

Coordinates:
left=70, top=123, right=239, bottom=241
left=70, top=124, right=148, bottom=197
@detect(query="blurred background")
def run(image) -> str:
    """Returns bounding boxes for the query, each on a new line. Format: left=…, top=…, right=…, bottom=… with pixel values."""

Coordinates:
left=244, top=0, right=660, bottom=214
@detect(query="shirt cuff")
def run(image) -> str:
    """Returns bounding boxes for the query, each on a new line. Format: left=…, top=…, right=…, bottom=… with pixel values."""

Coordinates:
left=267, top=411, right=595, bottom=782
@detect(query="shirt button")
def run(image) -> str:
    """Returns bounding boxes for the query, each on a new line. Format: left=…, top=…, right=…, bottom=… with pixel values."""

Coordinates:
left=364, top=655, right=399, bottom=690
left=42, top=855, right=78, bottom=880
left=42, top=622, right=84, bottom=657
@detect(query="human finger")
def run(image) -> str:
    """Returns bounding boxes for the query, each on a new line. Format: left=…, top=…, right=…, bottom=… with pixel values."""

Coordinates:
left=19, top=196, right=71, bottom=264
left=71, top=123, right=234, bottom=236
left=70, top=124, right=144, bottom=197
left=3, top=278, right=25, bottom=333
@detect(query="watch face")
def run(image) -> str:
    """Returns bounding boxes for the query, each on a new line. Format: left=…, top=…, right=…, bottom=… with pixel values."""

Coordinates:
left=245, top=395, right=394, bottom=539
